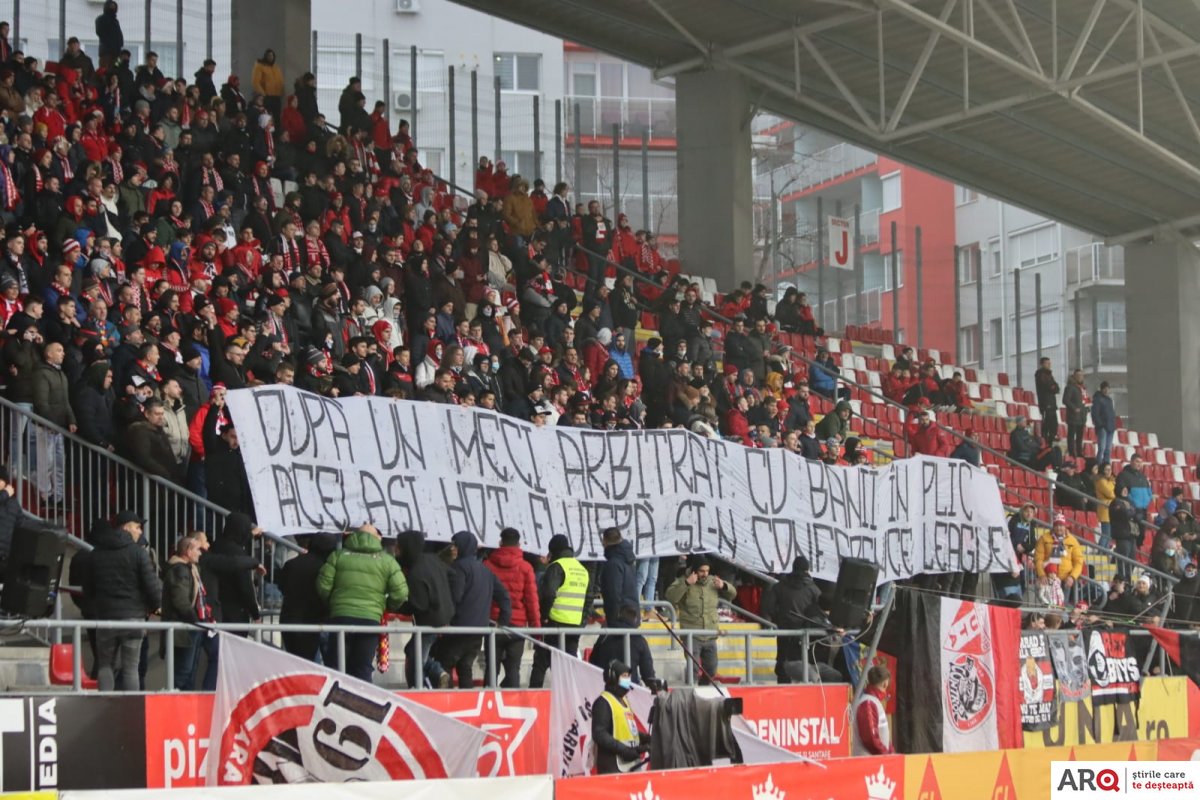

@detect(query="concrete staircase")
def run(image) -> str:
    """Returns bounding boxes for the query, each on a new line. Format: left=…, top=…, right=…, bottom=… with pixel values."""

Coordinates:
left=0, top=639, right=50, bottom=691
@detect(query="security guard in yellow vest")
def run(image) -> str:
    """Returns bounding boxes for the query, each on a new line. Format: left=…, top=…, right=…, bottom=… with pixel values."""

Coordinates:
left=592, top=659, right=650, bottom=774
left=529, top=534, right=595, bottom=688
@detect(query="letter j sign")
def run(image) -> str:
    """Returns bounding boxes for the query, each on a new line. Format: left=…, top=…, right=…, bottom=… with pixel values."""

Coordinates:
left=828, top=216, right=853, bottom=270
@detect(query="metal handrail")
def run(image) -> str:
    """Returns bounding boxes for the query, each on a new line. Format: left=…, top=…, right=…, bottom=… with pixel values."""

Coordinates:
left=0, top=396, right=303, bottom=557
left=719, top=599, right=776, bottom=628
left=6, top=618, right=835, bottom=692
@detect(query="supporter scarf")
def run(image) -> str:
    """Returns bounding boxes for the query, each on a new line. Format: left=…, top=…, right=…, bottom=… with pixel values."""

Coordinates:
left=107, top=156, right=123, bottom=185
left=56, top=153, right=74, bottom=184
left=0, top=160, right=19, bottom=211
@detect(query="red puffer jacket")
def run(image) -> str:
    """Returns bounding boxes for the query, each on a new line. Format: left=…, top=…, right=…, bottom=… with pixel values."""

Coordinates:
left=485, top=546, right=541, bottom=627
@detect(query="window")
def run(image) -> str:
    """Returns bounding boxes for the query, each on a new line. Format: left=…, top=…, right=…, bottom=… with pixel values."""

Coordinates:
left=884, top=250, right=904, bottom=291
left=500, top=150, right=538, bottom=180
left=1094, top=300, right=1128, bottom=367
left=421, top=149, right=443, bottom=176
left=960, top=324, right=981, bottom=365
left=958, top=245, right=980, bottom=284
left=1016, top=307, right=1061, bottom=353
left=316, top=47, right=376, bottom=92
left=495, top=53, right=541, bottom=92
left=1009, top=224, right=1057, bottom=268
left=881, top=172, right=901, bottom=212
left=390, top=49, right=445, bottom=92
left=955, top=185, right=978, bottom=205
left=574, top=156, right=600, bottom=197
left=989, top=318, right=1003, bottom=359
left=989, top=238, right=1001, bottom=277
left=571, top=63, right=597, bottom=96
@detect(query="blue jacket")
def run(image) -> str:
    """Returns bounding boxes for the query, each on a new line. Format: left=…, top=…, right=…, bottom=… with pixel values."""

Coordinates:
left=1116, top=465, right=1152, bottom=511
left=600, top=539, right=639, bottom=626
left=607, top=344, right=634, bottom=379
left=448, top=531, right=512, bottom=627
left=809, top=356, right=838, bottom=394
left=1091, top=391, right=1116, bottom=432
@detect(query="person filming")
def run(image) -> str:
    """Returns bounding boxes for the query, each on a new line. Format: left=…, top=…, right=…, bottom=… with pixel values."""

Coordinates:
left=592, top=660, right=650, bottom=774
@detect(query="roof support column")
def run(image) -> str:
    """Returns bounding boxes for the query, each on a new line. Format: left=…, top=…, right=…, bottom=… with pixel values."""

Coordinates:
left=1124, top=238, right=1200, bottom=449
left=676, top=70, right=755, bottom=289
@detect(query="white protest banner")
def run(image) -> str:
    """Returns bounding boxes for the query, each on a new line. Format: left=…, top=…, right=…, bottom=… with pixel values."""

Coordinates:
left=206, top=635, right=486, bottom=786
left=225, top=385, right=1018, bottom=581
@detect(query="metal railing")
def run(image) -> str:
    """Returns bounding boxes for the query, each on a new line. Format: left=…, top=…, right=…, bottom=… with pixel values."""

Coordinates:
left=8, top=618, right=835, bottom=693
left=566, top=95, right=677, bottom=140
left=1067, top=242, right=1126, bottom=286
left=761, top=142, right=879, bottom=196
left=0, top=396, right=302, bottom=563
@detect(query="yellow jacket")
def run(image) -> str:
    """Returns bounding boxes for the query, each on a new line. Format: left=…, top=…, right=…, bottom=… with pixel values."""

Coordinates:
left=1093, top=476, right=1115, bottom=523
left=1034, top=530, right=1084, bottom=580
left=252, top=61, right=285, bottom=98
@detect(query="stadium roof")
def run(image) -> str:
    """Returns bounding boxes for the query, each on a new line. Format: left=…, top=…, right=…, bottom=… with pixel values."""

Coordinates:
left=452, top=0, right=1200, bottom=243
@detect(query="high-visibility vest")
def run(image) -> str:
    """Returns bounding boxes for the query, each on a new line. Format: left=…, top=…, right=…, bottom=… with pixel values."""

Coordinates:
left=548, top=556, right=589, bottom=625
left=599, top=690, right=640, bottom=748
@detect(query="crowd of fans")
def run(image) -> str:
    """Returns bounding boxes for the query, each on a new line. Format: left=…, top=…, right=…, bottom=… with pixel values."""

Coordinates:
left=0, top=6, right=1195, bottom=694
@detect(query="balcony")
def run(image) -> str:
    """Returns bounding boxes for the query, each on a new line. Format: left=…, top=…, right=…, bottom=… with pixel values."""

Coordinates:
left=757, top=142, right=878, bottom=197
left=1071, top=330, right=1128, bottom=372
left=566, top=96, right=677, bottom=140
left=1066, top=243, right=1125, bottom=287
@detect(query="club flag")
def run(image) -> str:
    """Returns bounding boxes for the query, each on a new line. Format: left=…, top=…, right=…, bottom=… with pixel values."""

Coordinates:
left=547, top=649, right=654, bottom=778
left=891, top=591, right=1021, bottom=753
left=1018, top=631, right=1056, bottom=731
left=1048, top=629, right=1091, bottom=702
left=206, top=633, right=486, bottom=785
left=1148, top=625, right=1200, bottom=687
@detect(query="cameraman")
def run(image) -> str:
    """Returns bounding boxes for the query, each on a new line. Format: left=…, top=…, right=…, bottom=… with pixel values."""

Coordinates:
left=592, top=660, right=650, bottom=774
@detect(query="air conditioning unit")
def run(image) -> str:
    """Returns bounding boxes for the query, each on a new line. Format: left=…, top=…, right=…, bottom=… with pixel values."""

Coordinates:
left=396, top=0, right=421, bottom=12
left=393, top=91, right=421, bottom=112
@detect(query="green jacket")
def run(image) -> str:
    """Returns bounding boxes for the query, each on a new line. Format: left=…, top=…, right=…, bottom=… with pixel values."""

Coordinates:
left=665, top=575, right=736, bottom=635
left=316, top=530, right=409, bottom=621
left=814, top=400, right=852, bottom=442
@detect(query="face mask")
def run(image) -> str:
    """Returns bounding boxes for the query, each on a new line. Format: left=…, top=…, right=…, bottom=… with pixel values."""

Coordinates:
left=491, top=360, right=500, bottom=371
left=618, top=677, right=632, bottom=690
left=1187, top=571, right=1197, bottom=579
left=1167, top=548, right=1177, bottom=557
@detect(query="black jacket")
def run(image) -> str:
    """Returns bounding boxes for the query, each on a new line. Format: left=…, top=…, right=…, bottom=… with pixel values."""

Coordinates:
left=125, top=420, right=182, bottom=482
left=95, top=7, right=124, bottom=57
left=80, top=526, right=161, bottom=620
left=588, top=632, right=655, bottom=685
left=278, top=534, right=337, bottom=625
left=161, top=558, right=206, bottom=648
left=396, top=530, right=455, bottom=627
left=1035, top=367, right=1059, bottom=410
left=762, top=570, right=831, bottom=664
left=209, top=513, right=260, bottom=623
left=448, top=531, right=511, bottom=627
left=0, top=490, right=22, bottom=565
left=591, top=686, right=646, bottom=774
left=204, top=407, right=252, bottom=515
left=72, top=362, right=116, bottom=449
left=601, top=540, right=639, bottom=626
